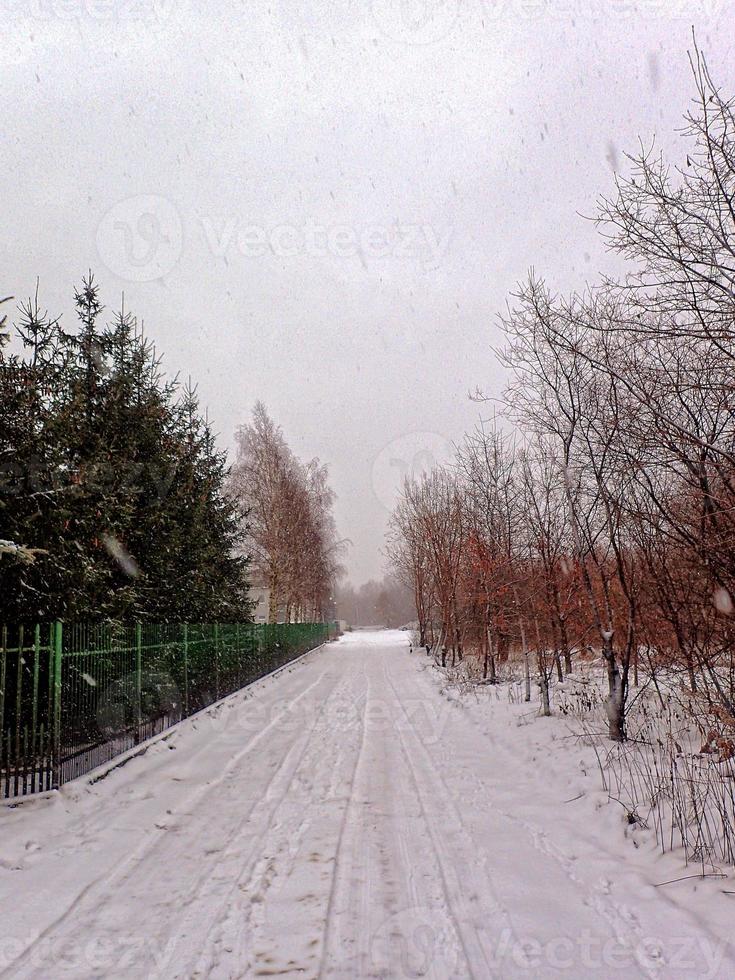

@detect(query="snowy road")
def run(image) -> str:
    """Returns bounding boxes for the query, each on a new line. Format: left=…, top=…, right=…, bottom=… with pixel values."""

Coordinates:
left=1, top=630, right=733, bottom=979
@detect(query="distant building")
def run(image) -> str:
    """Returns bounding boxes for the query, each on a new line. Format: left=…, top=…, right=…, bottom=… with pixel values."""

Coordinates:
left=248, top=584, right=288, bottom=624
left=250, top=585, right=270, bottom=624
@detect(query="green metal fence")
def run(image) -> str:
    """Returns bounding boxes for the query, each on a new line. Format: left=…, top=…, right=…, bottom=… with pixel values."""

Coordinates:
left=1, top=621, right=337, bottom=799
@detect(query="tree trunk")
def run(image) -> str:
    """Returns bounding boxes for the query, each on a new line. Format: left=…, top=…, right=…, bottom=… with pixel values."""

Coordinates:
left=534, top=618, right=551, bottom=716
left=539, top=665, right=551, bottom=716
left=602, top=632, right=625, bottom=741
left=268, top=571, right=278, bottom=624
left=518, top=615, right=531, bottom=702
left=452, top=594, right=463, bottom=663
left=684, top=649, right=697, bottom=693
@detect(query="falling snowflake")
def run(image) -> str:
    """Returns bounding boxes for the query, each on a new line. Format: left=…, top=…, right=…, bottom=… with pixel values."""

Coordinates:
left=102, top=533, right=141, bottom=579
left=714, top=588, right=733, bottom=615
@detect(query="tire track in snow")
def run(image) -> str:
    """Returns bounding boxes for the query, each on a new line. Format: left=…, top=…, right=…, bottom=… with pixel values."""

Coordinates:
left=407, top=708, right=659, bottom=973
left=318, top=652, right=458, bottom=979
left=119, top=666, right=349, bottom=978
left=410, top=658, right=735, bottom=979
left=322, top=692, right=378, bottom=978
left=412, top=665, right=664, bottom=977
left=182, top=670, right=366, bottom=979
left=317, top=665, right=369, bottom=978
left=40, top=646, right=329, bottom=858
left=1, top=666, right=333, bottom=980
left=382, top=662, right=518, bottom=979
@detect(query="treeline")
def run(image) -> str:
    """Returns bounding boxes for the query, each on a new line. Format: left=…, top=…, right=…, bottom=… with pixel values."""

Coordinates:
left=389, top=49, right=735, bottom=743
left=336, top=574, right=415, bottom=628
left=228, top=402, right=343, bottom=623
left=0, top=279, right=339, bottom=624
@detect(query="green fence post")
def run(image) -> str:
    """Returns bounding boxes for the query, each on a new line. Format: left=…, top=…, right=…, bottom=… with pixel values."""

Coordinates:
left=0, top=627, right=6, bottom=781
left=52, top=621, right=63, bottom=790
left=31, top=624, right=40, bottom=766
left=134, top=623, right=142, bottom=744
left=214, top=623, right=220, bottom=701
left=15, top=625, right=24, bottom=771
left=182, top=623, right=189, bottom=717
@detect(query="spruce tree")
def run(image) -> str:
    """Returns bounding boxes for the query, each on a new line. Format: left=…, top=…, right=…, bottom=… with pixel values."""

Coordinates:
left=0, top=277, right=251, bottom=624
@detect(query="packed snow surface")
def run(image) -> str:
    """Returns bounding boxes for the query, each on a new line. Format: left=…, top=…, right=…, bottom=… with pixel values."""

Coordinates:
left=1, top=630, right=734, bottom=979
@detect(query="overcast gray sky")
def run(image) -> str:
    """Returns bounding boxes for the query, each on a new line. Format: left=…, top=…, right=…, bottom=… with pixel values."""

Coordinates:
left=4, top=0, right=733, bottom=584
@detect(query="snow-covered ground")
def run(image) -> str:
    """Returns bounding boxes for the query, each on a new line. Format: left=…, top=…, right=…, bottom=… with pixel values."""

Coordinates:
left=1, top=630, right=734, bottom=979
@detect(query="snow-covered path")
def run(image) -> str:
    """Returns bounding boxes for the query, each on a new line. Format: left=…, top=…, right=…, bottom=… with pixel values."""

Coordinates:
left=1, top=630, right=733, bottom=979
